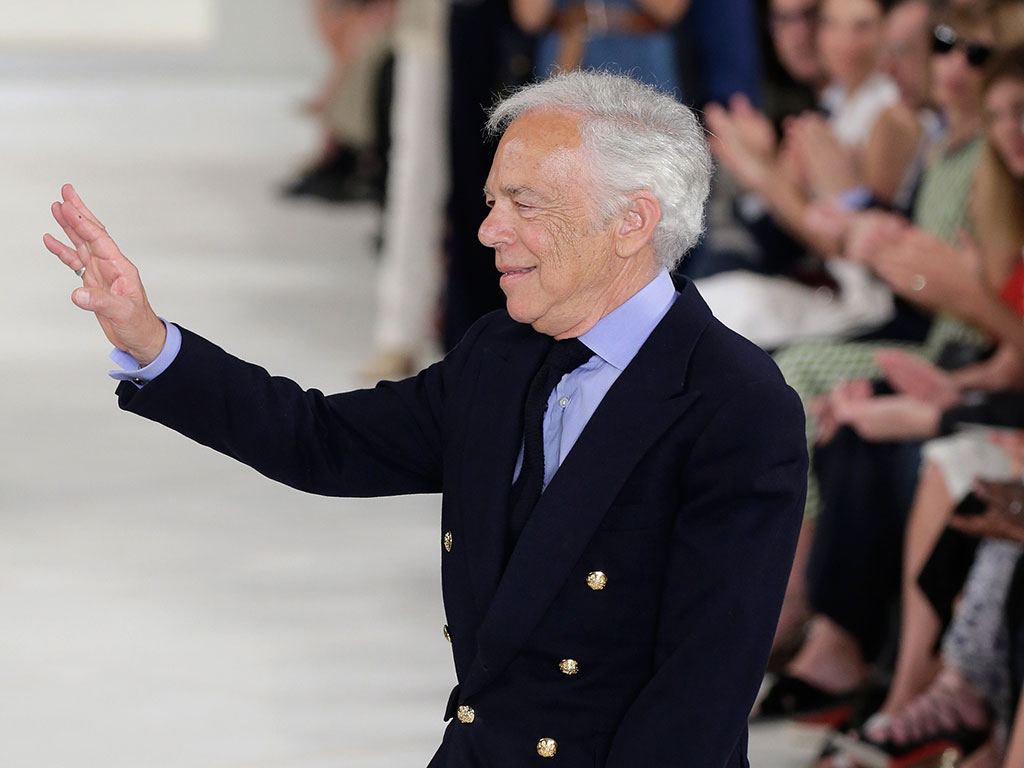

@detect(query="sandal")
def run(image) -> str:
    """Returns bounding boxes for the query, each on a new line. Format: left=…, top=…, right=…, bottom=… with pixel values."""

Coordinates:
left=829, top=671, right=991, bottom=768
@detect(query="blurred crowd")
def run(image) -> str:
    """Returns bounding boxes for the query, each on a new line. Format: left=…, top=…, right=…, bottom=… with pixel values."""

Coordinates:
left=284, top=0, right=1024, bottom=765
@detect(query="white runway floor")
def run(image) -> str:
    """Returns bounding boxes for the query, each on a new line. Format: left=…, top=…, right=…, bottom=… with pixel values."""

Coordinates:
left=1, top=76, right=823, bottom=767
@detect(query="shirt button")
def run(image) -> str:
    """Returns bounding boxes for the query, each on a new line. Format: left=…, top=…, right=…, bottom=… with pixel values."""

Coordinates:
left=443, top=531, right=453, bottom=552
left=558, top=396, right=570, bottom=408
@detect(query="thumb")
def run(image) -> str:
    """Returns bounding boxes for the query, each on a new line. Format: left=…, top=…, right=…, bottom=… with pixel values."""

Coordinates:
left=72, top=286, right=126, bottom=316
left=72, top=287, right=92, bottom=310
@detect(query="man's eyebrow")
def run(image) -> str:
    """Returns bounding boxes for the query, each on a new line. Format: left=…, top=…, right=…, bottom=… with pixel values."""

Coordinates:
left=482, top=185, right=548, bottom=200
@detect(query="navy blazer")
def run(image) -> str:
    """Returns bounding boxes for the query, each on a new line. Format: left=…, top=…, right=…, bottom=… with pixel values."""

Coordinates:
left=116, top=280, right=807, bottom=767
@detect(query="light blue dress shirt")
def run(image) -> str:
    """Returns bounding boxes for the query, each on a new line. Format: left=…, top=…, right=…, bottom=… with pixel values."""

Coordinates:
left=513, top=269, right=678, bottom=489
left=109, top=270, right=679, bottom=492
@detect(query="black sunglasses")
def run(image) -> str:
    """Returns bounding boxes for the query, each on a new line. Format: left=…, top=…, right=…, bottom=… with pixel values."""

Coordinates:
left=931, top=24, right=994, bottom=68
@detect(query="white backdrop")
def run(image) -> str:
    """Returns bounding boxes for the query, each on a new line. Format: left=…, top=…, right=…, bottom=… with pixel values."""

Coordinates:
left=0, top=0, right=215, bottom=46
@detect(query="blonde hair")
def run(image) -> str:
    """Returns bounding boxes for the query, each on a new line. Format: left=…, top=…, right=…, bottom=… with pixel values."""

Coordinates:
left=972, top=44, right=1024, bottom=274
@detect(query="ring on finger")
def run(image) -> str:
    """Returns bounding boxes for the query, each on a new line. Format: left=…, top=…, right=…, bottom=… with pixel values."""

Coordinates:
left=74, top=266, right=86, bottom=278
left=1010, top=499, right=1023, bottom=517
left=910, top=274, right=926, bottom=292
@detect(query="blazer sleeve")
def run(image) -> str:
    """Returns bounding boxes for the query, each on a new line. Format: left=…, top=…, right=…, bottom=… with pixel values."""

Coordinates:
left=115, top=315, right=496, bottom=498
left=606, top=378, right=807, bottom=767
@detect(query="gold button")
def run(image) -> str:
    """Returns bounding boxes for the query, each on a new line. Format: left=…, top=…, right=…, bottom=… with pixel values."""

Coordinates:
left=537, top=738, right=558, bottom=758
left=456, top=705, right=475, bottom=724
left=443, top=531, right=453, bottom=552
left=586, top=571, right=608, bottom=590
left=443, top=624, right=451, bottom=643
left=558, top=658, right=579, bottom=675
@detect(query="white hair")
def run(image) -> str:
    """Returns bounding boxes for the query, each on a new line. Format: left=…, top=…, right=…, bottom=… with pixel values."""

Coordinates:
left=486, top=70, right=712, bottom=270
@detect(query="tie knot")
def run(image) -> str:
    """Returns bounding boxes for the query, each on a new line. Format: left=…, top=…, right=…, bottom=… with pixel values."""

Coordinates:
left=545, top=337, right=593, bottom=377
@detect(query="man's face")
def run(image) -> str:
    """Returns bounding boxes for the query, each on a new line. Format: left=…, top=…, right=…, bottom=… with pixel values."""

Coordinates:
left=478, top=110, right=624, bottom=338
left=770, top=0, right=823, bottom=86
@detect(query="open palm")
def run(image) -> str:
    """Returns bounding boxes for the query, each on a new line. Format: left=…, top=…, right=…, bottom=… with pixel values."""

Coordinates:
left=43, top=184, right=165, bottom=364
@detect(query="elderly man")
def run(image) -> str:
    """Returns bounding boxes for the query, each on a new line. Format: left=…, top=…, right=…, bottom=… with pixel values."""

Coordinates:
left=45, top=71, right=806, bottom=767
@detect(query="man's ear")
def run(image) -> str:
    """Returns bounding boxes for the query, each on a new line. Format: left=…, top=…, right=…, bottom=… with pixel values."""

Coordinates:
left=614, top=191, right=661, bottom=258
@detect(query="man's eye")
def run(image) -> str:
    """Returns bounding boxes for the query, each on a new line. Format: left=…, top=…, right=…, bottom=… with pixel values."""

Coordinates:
left=484, top=199, right=495, bottom=208
left=514, top=202, right=533, bottom=211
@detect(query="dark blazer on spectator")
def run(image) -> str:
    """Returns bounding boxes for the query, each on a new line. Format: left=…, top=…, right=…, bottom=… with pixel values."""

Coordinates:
left=115, top=279, right=807, bottom=768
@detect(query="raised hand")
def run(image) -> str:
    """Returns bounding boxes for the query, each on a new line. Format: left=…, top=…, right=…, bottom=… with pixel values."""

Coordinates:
left=874, top=349, right=961, bottom=408
left=830, top=391, right=941, bottom=442
left=871, top=228, right=989, bottom=319
left=784, top=113, right=859, bottom=198
left=705, top=100, right=775, bottom=193
left=950, top=477, right=1024, bottom=544
left=43, top=184, right=166, bottom=365
left=842, top=210, right=908, bottom=266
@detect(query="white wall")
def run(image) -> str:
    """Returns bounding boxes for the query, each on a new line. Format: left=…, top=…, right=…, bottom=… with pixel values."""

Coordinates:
left=0, top=0, right=325, bottom=79
left=0, top=0, right=215, bottom=47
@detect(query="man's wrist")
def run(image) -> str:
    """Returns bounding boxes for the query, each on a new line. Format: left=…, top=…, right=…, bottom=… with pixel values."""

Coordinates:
left=131, top=319, right=168, bottom=367
left=109, top=320, right=181, bottom=386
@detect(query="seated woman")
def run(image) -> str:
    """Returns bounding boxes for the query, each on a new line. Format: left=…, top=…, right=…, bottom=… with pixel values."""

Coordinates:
left=783, top=51, right=1024, bottom=764
left=754, top=35, right=1024, bottom=725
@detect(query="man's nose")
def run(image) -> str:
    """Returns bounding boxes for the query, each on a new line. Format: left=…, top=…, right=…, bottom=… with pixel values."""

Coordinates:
left=478, top=206, right=514, bottom=248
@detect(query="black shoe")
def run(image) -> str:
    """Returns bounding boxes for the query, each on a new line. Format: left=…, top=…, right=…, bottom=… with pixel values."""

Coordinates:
left=281, top=147, right=382, bottom=204
left=753, top=675, right=868, bottom=728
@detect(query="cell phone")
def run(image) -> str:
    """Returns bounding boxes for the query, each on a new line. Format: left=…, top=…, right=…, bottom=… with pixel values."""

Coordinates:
left=952, top=491, right=987, bottom=517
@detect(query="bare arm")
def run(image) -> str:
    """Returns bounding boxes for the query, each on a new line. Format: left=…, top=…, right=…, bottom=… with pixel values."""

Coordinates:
left=510, top=0, right=553, bottom=33
left=636, top=0, right=690, bottom=26
left=951, top=344, right=1024, bottom=391
left=862, top=104, right=922, bottom=206
left=512, top=0, right=689, bottom=34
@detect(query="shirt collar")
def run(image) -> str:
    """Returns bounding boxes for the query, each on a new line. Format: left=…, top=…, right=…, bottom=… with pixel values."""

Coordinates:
left=579, top=269, right=677, bottom=371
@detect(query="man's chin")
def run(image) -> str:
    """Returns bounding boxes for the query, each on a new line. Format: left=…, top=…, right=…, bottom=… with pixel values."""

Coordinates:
left=504, top=297, right=541, bottom=328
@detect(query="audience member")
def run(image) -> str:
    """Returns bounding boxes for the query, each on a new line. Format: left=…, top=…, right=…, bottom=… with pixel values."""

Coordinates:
left=283, top=0, right=396, bottom=203
left=511, top=0, right=689, bottom=91
left=760, top=40, right=1024, bottom=768
left=362, top=0, right=448, bottom=380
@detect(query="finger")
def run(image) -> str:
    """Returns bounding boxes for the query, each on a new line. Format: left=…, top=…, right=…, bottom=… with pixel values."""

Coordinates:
left=52, top=201, right=91, bottom=257
left=949, top=515, right=985, bottom=536
left=58, top=199, right=108, bottom=246
left=61, top=183, right=105, bottom=230
left=71, top=286, right=133, bottom=318
left=729, top=92, right=753, bottom=116
left=43, top=233, right=85, bottom=272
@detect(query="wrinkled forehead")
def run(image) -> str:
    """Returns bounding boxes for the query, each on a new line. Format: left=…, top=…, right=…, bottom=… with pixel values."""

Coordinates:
left=491, top=109, right=588, bottom=180
left=500, top=108, right=584, bottom=155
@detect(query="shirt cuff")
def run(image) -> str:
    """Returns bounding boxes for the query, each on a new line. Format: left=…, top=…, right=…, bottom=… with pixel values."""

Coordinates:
left=108, top=319, right=182, bottom=388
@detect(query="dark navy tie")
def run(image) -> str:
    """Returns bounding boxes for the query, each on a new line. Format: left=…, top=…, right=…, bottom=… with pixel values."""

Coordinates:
left=506, top=337, right=593, bottom=552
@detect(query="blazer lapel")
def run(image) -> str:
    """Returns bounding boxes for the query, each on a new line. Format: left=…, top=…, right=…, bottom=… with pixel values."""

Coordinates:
left=457, top=322, right=551, bottom=616
left=461, top=280, right=714, bottom=698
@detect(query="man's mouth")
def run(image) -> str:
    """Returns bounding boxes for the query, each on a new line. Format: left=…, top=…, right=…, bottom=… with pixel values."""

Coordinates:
left=499, top=266, right=535, bottom=278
